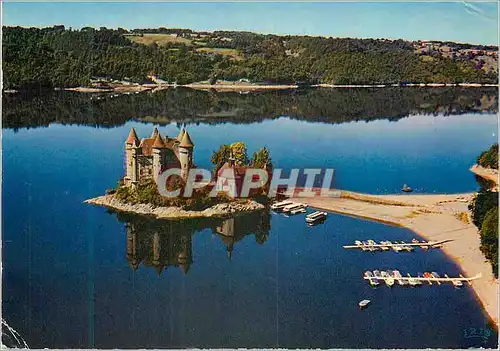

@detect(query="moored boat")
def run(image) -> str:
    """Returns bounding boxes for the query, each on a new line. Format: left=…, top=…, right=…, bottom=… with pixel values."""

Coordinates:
left=402, top=184, right=413, bottom=192
left=306, top=211, right=327, bottom=223
left=290, top=207, right=307, bottom=215
left=271, top=200, right=293, bottom=211
left=364, top=271, right=380, bottom=286
left=283, top=202, right=308, bottom=213
left=359, top=299, right=371, bottom=308
left=453, top=280, right=463, bottom=287
left=393, top=270, right=407, bottom=285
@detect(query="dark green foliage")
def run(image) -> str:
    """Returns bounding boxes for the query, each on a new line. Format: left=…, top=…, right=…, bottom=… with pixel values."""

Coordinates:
left=470, top=145, right=499, bottom=277
left=211, top=144, right=232, bottom=172
left=115, top=179, right=232, bottom=211
left=480, top=207, right=498, bottom=277
left=3, top=26, right=497, bottom=90
left=477, top=143, right=498, bottom=169
left=251, top=147, right=272, bottom=168
left=469, top=189, right=498, bottom=229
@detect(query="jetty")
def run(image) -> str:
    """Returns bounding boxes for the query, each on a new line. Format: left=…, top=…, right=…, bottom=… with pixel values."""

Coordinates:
left=363, top=272, right=481, bottom=286
left=343, top=239, right=452, bottom=250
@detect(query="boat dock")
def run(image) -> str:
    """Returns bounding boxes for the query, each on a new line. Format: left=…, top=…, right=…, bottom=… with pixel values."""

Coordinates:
left=343, top=239, right=452, bottom=251
left=363, top=272, right=481, bottom=286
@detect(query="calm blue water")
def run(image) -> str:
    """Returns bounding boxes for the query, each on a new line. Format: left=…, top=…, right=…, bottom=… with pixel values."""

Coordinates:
left=2, top=92, right=498, bottom=348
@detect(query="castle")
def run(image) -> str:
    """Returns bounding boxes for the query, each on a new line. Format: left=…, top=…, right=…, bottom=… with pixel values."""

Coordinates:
left=124, top=127, right=194, bottom=187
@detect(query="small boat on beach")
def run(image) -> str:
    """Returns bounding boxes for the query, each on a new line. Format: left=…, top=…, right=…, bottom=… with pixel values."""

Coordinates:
left=402, top=184, right=413, bottom=193
left=306, top=211, right=327, bottom=224
left=359, top=299, right=371, bottom=308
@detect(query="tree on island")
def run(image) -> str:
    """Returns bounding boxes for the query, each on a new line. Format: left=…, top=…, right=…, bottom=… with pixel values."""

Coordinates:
left=251, top=147, right=273, bottom=168
left=211, top=142, right=249, bottom=171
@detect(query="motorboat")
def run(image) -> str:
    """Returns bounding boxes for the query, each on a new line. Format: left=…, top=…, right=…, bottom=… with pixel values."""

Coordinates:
left=453, top=280, right=463, bottom=287
left=306, top=211, right=327, bottom=223
left=355, top=240, right=363, bottom=246
left=282, top=203, right=308, bottom=213
left=364, top=271, right=380, bottom=286
left=393, top=270, right=407, bottom=285
left=402, top=184, right=413, bottom=192
left=290, top=207, right=307, bottom=215
left=392, top=245, right=403, bottom=252
left=359, top=299, right=371, bottom=308
left=431, top=272, right=440, bottom=279
left=271, top=200, right=294, bottom=211
left=408, top=277, right=419, bottom=286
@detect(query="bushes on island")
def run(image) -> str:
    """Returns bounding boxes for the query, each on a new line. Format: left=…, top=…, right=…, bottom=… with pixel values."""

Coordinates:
left=115, top=179, right=234, bottom=211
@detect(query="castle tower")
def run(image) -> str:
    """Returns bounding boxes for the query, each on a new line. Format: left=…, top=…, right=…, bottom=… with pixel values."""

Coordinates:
left=178, top=130, right=194, bottom=179
left=151, top=127, right=159, bottom=139
left=152, top=132, right=167, bottom=183
left=125, top=128, right=140, bottom=187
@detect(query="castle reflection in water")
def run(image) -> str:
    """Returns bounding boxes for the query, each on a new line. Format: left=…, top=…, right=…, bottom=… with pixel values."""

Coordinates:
left=117, top=210, right=271, bottom=275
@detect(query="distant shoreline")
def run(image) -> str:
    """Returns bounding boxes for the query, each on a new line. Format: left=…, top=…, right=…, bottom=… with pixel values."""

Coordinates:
left=3, top=82, right=497, bottom=95
left=50, top=82, right=499, bottom=94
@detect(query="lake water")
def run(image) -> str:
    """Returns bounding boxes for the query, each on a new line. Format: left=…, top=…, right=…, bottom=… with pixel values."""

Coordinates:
left=2, top=88, right=498, bottom=348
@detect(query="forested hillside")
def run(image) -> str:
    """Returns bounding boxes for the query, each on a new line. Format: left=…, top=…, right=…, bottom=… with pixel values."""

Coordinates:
left=3, top=25, right=498, bottom=90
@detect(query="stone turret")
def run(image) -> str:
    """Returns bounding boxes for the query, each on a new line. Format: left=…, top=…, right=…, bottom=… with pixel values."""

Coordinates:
left=152, top=132, right=167, bottom=182
left=178, top=130, right=194, bottom=179
left=125, top=128, right=140, bottom=187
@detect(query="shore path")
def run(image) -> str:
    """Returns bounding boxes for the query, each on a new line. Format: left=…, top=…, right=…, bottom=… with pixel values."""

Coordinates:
left=291, top=190, right=498, bottom=327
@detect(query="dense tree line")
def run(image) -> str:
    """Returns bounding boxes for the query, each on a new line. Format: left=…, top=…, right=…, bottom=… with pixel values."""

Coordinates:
left=3, top=26, right=498, bottom=90
left=477, top=143, right=498, bottom=169
left=3, top=87, right=497, bottom=130
left=469, top=145, right=499, bottom=277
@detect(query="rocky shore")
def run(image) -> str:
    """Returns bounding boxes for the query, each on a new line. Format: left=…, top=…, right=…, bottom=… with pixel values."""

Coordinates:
left=84, top=194, right=265, bottom=219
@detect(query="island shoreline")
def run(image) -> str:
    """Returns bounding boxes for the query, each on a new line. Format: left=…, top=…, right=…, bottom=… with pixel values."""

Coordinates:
left=84, top=194, right=266, bottom=219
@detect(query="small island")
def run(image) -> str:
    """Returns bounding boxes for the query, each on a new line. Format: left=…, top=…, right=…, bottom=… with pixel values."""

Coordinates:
left=85, top=127, right=273, bottom=218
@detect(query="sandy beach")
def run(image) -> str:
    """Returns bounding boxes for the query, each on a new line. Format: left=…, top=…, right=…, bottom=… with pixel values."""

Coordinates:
left=291, top=190, right=499, bottom=327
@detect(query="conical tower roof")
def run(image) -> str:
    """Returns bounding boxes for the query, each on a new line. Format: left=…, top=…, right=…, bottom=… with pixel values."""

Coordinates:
left=179, top=130, right=194, bottom=148
left=151, top=127, right=159, bottom=138
left=152, top=133, right=166, bottom=148
left=177, top=128, right=185, bottom=141
left=126, top=128, right=139, bottom=145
